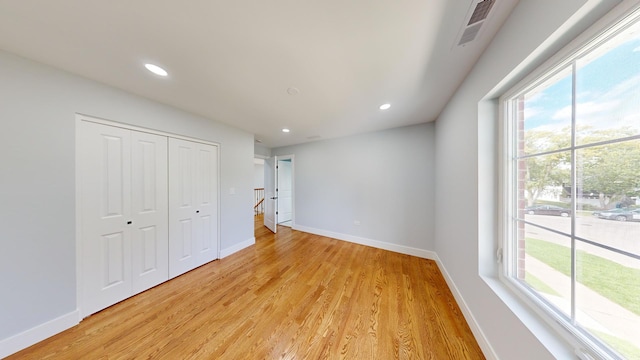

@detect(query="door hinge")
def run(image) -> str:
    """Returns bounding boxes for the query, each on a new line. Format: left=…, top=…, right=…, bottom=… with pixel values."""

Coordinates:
left=496, top=247, right=503, bottom=263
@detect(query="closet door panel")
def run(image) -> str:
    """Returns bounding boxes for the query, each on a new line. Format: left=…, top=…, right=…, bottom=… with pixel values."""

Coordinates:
left=195, top=143, right=218, bottom=266
left=80, top=121, right=133, bottom=316
left=168, top=138, right=197, bottom=278
left=178, top=219, right=194, bottom=258
left=131, top=131, right=169, bottom=293
left=169, top=138, right=218, bottom=277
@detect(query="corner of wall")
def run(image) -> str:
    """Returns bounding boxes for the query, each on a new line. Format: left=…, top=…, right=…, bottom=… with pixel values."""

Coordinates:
left=220, top=237, right=256, bottom=258
left=293, top=224, right=437, bottom=260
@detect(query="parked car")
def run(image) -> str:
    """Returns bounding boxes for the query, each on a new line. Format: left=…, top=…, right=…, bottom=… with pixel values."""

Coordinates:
left=525, top=205, right=571, bottom=217
left=597, top=208, right=640, bottom=222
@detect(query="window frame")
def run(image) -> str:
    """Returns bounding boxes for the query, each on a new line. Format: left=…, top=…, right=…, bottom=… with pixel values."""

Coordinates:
left=498, top=5, right=640, bottom=360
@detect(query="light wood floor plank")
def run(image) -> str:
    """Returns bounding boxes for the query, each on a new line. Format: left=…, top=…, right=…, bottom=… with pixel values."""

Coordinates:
left=7, top=215, right=484, bottom=359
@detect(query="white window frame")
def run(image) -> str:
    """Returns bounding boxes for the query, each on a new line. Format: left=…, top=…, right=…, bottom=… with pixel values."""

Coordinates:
left=498, top=4, right=640, bottom=360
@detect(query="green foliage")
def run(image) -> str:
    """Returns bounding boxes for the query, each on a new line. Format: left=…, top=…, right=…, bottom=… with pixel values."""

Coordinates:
left=578, top=126, right=637, bottom=144
left=523, top=128, right=571, bottom=205
left=578, top=137, right=640, bottom=199
left=525, top=237, right=640, bottom=316
left=523, top=126, right=640, bottom=207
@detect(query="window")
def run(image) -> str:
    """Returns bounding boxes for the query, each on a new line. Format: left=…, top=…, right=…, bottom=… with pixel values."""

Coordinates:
left=502, top=8, right=640, bottom=360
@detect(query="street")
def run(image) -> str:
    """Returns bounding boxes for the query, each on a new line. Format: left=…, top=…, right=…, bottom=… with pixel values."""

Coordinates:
left=524, top=213, right=640, bottom=269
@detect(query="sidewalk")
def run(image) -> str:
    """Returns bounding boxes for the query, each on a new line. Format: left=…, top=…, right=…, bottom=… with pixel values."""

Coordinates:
left=526, top=256, right=640, bottom=346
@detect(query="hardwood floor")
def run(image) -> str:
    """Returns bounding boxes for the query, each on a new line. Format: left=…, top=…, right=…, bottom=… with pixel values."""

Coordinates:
left=8, top=215, right=484, bottom=359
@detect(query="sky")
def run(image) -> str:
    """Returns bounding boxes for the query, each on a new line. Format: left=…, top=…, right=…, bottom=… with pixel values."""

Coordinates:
left=522, top=20, right=640, bottom=139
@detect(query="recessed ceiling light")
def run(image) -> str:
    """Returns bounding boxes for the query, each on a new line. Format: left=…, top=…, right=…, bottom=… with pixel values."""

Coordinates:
left=144, top=63, right=168, bottom=77
left=379, top=103, right=391, bottom=110
left=282, top=128, right=290, bottom=133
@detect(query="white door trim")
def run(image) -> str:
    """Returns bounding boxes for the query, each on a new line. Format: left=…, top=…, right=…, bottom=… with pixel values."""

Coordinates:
left=76, top=113, right=220, bottom=147
left=263, top=156, right=277, bottom=233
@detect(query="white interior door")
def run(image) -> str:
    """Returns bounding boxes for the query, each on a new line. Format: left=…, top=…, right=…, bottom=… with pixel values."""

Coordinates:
left=80, top=121, right=170, bottom=316
left=130, top=131, right=168, bottom=293
left=264, top=156, right=277, bottom=233
left=169, top=138, right=219, bottom=278
left=277, top=159, right=292, bottom=224
left=169, top=138, right=197, bottom=278
left=194, top=143, right=218, bottom=267
left=79, top=118, right=216, bottom=316
left=80, top=121, right=133, bottom=316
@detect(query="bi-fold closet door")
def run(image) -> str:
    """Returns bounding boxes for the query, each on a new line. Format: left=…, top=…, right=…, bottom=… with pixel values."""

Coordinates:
left=80, top=121, right=169, bottom=316
left=79, top=120, right=218, bottom=317
left=168, top=138, right=218, bottom=278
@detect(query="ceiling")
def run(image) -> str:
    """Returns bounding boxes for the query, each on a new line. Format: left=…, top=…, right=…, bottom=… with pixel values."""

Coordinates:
left=0, top=0, right=518, bottom=148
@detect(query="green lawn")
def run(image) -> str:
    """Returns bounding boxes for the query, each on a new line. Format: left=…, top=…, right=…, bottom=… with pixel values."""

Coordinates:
left=525, top=237, right=640, bottom=316
left=591, top=329, right=640, bottom=360
left=525, top=271, right=560, bottom=296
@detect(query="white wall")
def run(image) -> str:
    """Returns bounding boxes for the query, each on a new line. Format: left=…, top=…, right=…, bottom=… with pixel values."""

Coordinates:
left=434, top=0, right=622, bottom=358
left=0, top=50, right=254, bottom=348
left=254, top=161, right=265, bottom=189
left=254, top=143, right=271, bottom=158
left=272, top=123, right=435, bottom=254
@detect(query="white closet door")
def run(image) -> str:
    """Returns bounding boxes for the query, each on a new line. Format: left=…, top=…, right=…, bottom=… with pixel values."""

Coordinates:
left=168, top=138, right=197, bottom=278
left=80, top=121, right=133, bottom=316
left=169, top=138, right=218, bottom=278
left=194, top=143, right=218, bottom=267
left=80, top=121, right=169, bottom=316
left=130, top=131, right=168, bottom=293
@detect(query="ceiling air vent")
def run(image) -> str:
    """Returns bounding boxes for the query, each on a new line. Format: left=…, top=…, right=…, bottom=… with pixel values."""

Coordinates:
left=468, top=0, right=495, bottom=25
left=457, top=0, right=496, bottom=46
left=459, top=23, right=483, bottom=45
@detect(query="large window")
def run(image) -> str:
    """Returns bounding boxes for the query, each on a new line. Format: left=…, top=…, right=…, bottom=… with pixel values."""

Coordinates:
left=503, top=8, right=640, bottom=360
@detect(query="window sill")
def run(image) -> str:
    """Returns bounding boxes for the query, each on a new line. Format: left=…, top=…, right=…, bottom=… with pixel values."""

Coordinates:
left=480, top=274, right=586, bottom=359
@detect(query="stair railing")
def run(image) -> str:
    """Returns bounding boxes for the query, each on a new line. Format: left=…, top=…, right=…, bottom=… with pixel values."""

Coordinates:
left=254, top=188, right=265, bottom=215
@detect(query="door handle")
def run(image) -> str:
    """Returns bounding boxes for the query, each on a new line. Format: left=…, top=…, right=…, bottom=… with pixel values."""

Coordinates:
left=271, top=197, right=278, bottom=200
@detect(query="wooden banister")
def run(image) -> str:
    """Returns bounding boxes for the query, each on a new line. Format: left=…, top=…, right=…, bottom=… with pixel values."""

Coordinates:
left=254, top=198, right=264, bottom=209
left=254, top=188, right=265, bottom=215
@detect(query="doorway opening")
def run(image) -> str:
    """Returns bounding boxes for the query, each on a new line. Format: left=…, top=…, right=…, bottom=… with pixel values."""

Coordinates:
left=276, top=157, right=293, bottom=227
left=263, top=155, right=295, bottom=234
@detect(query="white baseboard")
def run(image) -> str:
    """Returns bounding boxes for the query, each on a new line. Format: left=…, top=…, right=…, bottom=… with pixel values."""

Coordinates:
left=433, top=255, right=498, bottom=360
left=292, top=224, right=438, bottom=260
left=220, top=237, right=255, bottom=258
left=0, top=310, right=80, bottom=359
